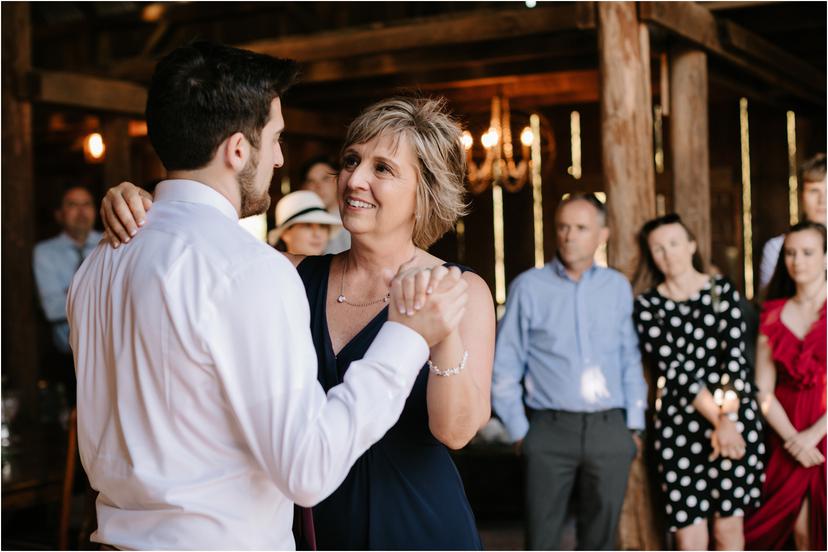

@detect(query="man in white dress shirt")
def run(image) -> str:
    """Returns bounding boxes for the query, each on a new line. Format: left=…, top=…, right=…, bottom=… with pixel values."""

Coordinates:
left=67, top=42, right=466, bottom=550
left=758, top=153, right=826, bottom=292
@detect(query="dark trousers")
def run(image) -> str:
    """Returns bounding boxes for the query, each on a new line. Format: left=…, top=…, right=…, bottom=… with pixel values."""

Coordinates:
left=523, top=408, right=636, bottom=550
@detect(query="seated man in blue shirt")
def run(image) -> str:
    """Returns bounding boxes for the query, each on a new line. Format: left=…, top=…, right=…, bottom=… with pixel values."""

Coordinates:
left=33, top=185, right=101, bottom=356
left=492, top=193, right=647, bottom=550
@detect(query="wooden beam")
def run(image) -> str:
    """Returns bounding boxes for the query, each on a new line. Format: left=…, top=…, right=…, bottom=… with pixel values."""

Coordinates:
left=291, top=55, right=599, bottom=109
left=111, top=4, right=597, bottom=81
left=25, top=69, right=347, bottom=140
left=424, top=70, right=601, bottom=111
left=2, top=2, right=39, bottom=421
left=598, top=2, right=656, bottom=280
left=28, top=69, right=147, bottom=115
left=638, top=1, right=825, bottom=105
left=243, top=4, right=596, bottom=62
left=298, top=32, right=595, bottom=84
left=283, top=108, right=350, bottom=141
left=717, top=20, right=824, bottom=88
left=670, top=46, right=712, bottom=265
left=705, top=1, right=780, bottom=10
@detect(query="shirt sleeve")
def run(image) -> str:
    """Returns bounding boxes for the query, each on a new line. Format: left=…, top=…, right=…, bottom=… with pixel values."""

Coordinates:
left=491, top=277, right=530, bottom=442
left=33, top=243, right=70, bottom=322
left=618, top=280, right=647, bottom=430
left=758, top=237, right=782, bottom=292
left=203, top=253, right=429, bottom=507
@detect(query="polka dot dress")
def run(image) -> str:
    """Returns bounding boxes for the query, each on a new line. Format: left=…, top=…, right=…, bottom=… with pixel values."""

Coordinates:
left=634, top=277, right=765, bottom=531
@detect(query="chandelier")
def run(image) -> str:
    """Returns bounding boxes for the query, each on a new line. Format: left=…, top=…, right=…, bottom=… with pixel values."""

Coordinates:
left=461, top=95, right=547, bottom=316
left=463, top=96, right=535, bottom=195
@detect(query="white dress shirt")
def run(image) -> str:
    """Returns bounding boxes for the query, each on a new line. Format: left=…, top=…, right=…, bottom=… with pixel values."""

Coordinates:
left=67, top=179, right=428, bottom=550
left=758, top=234, right=784, bottom=292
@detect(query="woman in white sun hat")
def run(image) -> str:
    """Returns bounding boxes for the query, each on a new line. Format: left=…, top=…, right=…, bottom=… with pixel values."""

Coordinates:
left=267, top=190, right=341, bottom=255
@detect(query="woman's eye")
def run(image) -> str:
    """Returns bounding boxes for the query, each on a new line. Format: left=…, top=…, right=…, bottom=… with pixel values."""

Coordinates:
left=342, top=155, right=358, bottom=168
left=376, top=163, right=391, bottom=175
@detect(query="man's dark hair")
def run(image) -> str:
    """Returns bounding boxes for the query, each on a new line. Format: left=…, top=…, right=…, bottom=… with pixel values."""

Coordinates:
left=146, top=41, right=299, bottom=171
left=765, top=221, right=827, bottom=302
left=299, top=155, right=339, bottom=184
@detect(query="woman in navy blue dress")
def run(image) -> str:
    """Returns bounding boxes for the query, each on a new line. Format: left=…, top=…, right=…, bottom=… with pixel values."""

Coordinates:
left=291, top=97, right=495, bottom=549
left=292, top=97, right=494, bottom=549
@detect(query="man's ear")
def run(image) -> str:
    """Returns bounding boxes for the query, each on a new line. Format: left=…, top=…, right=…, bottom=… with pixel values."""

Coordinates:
left=54, top=208, right=64, bottom=225
left=222, top=131, right=250, bottom=173
left=600, top=225, right=610, bottom=244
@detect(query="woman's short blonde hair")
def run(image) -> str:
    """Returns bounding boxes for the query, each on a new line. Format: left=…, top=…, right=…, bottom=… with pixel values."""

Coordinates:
left=341, top=96, right=468, bottom=249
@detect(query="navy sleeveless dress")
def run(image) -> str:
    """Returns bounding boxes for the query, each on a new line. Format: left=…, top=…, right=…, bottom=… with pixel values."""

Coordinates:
left=297, top=255, right=482, bottom=551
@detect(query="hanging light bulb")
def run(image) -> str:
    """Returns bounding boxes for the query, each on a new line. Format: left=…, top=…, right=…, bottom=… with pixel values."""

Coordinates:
left=481, top=128, right=499, bottom=149
left=520, top=126, right=534, bottom=147
left=461, top=130, right=474, bottom=151
left=83, top=132, right=106, bottom=163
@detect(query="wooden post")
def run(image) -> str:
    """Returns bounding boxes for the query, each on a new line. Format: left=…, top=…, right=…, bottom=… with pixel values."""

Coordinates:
left=103, top=116, right=132, bottom=188
left=597, top=2, right=656, bottom=279
left=670, top=46, right=711, bottom=265
left=1, top=2, right=39, bottom=420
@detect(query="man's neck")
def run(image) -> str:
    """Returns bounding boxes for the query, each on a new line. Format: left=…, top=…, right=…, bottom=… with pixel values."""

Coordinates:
left=168, top=169, right=241, bottom=218
left=65, top=230, right=90, bottom=247
left=561, top=257, right=593, bottom=282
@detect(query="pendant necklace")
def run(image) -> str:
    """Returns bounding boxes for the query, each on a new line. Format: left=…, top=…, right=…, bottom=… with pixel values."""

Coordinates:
left=336, top=253, right=391, bottom=307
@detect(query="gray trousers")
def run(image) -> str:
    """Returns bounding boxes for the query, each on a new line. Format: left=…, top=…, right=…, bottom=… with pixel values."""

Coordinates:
left=523, top=408, right=636, bottom=550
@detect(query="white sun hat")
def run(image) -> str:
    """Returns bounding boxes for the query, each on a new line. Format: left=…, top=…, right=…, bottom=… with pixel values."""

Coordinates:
left=267, top=190, right=342, bottom=246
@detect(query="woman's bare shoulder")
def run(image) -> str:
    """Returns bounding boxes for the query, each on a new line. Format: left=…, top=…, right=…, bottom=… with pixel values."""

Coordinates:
left=281, top=252, right=306, bottom=268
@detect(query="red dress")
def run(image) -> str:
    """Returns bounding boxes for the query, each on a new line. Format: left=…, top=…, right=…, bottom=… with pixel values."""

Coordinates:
left=745, top=299, right=826, bottom=550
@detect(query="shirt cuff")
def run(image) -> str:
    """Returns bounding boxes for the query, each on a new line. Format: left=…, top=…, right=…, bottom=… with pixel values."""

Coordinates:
left=503, top=415, right=529, bottom=443
left=625, top=403, right=646, bottom=431
left=363, top=321, right=430, bottom=382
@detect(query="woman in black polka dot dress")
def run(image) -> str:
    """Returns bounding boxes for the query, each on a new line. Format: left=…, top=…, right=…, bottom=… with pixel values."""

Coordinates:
left=633, top=214, right=764, bottom=550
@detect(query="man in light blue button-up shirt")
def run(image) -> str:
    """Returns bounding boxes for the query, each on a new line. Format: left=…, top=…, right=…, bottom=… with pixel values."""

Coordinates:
left=492, top=194, right=647, bottom=550
left=33, top=186, right=102, bottom=355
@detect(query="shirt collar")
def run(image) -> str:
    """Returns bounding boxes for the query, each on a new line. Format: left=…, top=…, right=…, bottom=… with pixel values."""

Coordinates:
left=154, top=179, right=239, bottom=222
left=548, top=255, right=598, bottom=282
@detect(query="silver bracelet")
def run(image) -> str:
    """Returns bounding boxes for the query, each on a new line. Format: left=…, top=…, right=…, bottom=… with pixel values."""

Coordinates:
left=427, top=350, right=469, bottom=377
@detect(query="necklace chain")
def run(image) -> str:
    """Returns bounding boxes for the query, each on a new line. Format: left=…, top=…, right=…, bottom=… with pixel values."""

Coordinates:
left=337, top=253, right=391, bottom=308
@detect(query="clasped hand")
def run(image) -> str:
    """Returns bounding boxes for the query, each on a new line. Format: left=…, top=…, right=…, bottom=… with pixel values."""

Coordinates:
left=709, top=416, right=746, bottom=461
left=386, top=261, right=468, bottom=348
left=784, top=428, right=825, bottom=468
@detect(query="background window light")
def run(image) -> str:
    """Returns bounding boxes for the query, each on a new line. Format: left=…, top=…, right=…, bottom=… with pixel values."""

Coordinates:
left=492, top=183, right=506, bottom=320
left=654, top=105, right=665, bottom=174
left=786, top=111, right=799, bottom=225
left=739, top=98, right=754, bottom=300
left=567, top=111, right=582, bottom=180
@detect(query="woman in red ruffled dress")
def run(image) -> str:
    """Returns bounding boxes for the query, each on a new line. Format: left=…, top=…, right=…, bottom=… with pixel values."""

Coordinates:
left=745, top=221, right=826, bottom=550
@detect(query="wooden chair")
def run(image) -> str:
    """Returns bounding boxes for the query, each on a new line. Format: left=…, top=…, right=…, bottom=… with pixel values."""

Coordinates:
left=58, top=407, right=98, bottom=550
left=58, top=407, right=78, bottom=550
